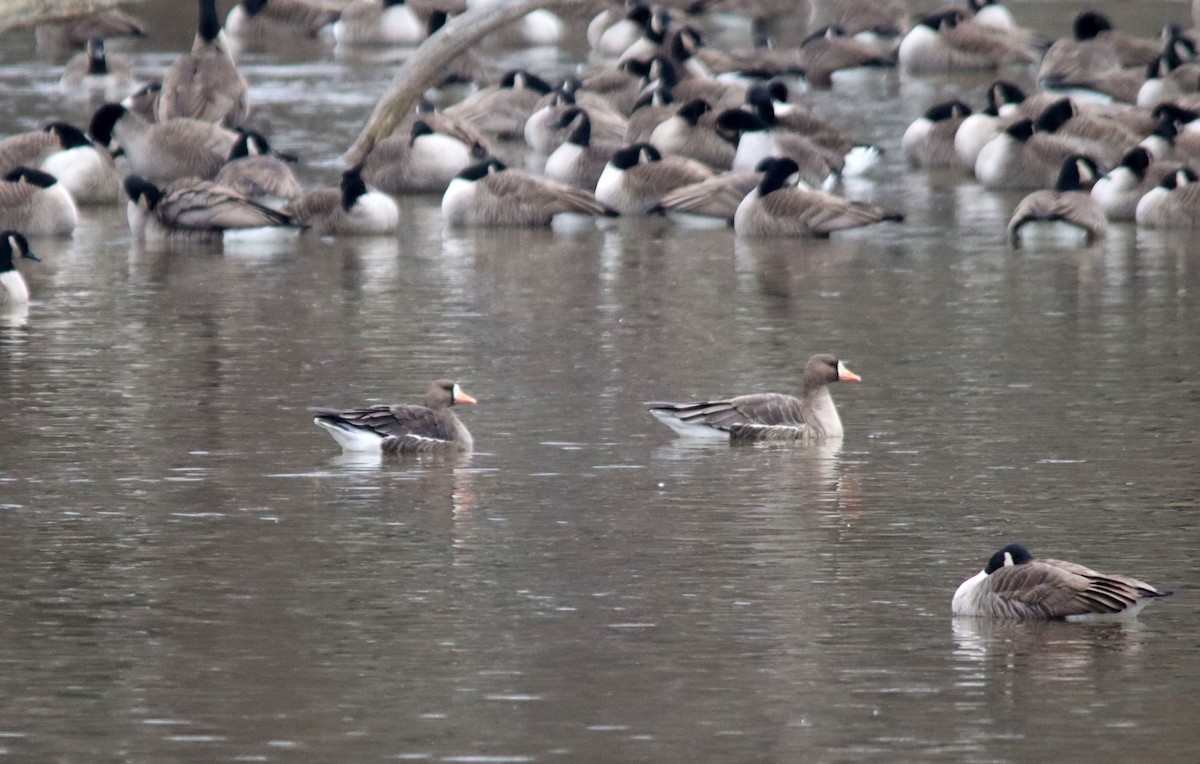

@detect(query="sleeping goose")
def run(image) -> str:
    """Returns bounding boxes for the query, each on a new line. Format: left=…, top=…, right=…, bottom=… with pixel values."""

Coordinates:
left=898, top=9, right=1038, bottom=73
left=1135, top=166, right=1200, bottom=227
left=974, top=117, right=1084, bottom=191
left=311, top=379, right=476, bottom=454
left=648, top=98, right=734, bottom=170
left=214, top=130, right=304, bottom=205
left=904, top=99, right=973, bottom=168
left=1007, top=154, right=1107, bottom=245
left=646, top=353, right=861, bottom=442
left=442, top=158, right=616, bottom=227
left=1091, top=146, right=1183, bottom=220
left=442, top=70, right=553, bottom=141
left=363, top=119, right=478, bottom=194
left=39, top=123, right=122, bottom=205
left=286, top=168, right=400, bottom=235
left=0, top=168, right=78, bottom=236
left=952, top=543, right=1172, bottom=620
left=0, top=232, right=39, bottom=305
left=35, top=8, right=146, bottom=52
left=594, top=143, right=713, bottom=215
left=544, top=108, right=622, bottom=190
left=124, top=174, right=297, bottom=241
left=733, top=157, right=902, bottom=238
left=333, top=0, right=425, bottom=47
left=649, top=163, right=768, bottom=223
left=225, top=0, right=340, bottom=39
left=89, top=103, right=238, bottom=186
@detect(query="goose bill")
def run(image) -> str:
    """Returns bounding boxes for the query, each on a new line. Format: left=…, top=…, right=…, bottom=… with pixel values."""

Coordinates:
left=453, top=384, right=477, bottom=405
left=837, top=361, right=862, bottom=382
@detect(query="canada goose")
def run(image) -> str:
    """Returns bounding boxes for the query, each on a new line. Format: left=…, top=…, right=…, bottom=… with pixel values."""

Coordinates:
left=60, top=38, right=134, bottom=102
left=953, top=80, right=1062, bottom=169
left=721, top=35, right=807, bottom=81
left=974, top=118, right=1085, bottom=191
left=716, top=108, right=839, bottom=187
left=807, top=0, right=909, bottom=40
left=0, top=232, right=39, bottom=305
left=286, top=169, right=400, bottom=235
left=363, top=120, right=477, bottom=194
left=1039, top=11, right=1160, bottom=90
left=1, top=122, right=102, bottom=177
left=748, top=83, right=875, bottom=171
left=544, top=108, right=622, bottom=190
left=952, top=543, right=1172, bottom=620
left=646, top=353, right=861, bottom=441
left=1031, top=97, right=1138, bottom=168
left=1008, top=155, right=1107, bottom=244
left=524, top=80, right=627, bottom=156
left=616, top=5, right=673, bottom=65
left=442, top=158, right=615, bottom=226
left=464, top=0, right=562, bottom=48
left=158, top=0, right=250, bottom=128
left=123, top=81, right=162, bottom=124
left=968, top=0, right=1015, bottom=29
left=225, top=0, right=340, bottom=39
left=1140, top=115, right=1200, bottom=164
left=34, top=9, right=146, bottom=52
left=904, top=99, right=972, bottom=168
left=1090, top=146, right=1182, bottom=220
left=794, top=25, right=896, bottom=88
left=1136, top=40, right=1200, bottom=108
left=594, top=143, right=713, bottom=215
left=694, top=0, right=817, bottom=41
left=898, top=9, right=1038, bottom=73
left=590, top=2, right=652, bottom=59
left=0, top=168, right=78, bottom=236
left=733, top=157, right=902, bottom=238
left=394, top=99, right=492, bottom=158
left=89, top=103, right=238, bottom=186
left=124, top=174, right=298, bottom=241
left=39, top=123, right=122, bottom=205
left=648, top=163, right=767, bottom=222
left=442, top=70, right=553, bottom=141
left=333, top=0, right=424, bottom=46
left=625, top=86, right=675, bottom=143
left=213, top=130, right=304, bottom=204
left=1135, top=166, right=1200, bottom=226
left=648, top=99, right=734, bottom=170
left=312, top=379, right=476, bottom=454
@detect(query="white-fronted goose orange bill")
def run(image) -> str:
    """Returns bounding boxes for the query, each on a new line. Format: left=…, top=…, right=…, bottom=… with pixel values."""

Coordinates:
left=312, top=379, right=476, bottom=455
left=952, top=544, right=1172, bottom=620
left=646, top=353, right=860, bottom=442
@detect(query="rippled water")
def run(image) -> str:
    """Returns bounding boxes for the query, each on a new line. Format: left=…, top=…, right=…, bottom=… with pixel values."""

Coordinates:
left=1, top=2, right=1198, bottom=761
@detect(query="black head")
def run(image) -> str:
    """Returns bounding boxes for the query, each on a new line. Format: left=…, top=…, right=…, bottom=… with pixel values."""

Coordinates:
left=647, top=6, right=672, bottom=41
left=339, top=168, right=369, bottom=210
left=88, top=103, right=127, bottom=147
left=765, top=80, right=789, bottom=103
left=631, top=86, right=673, bottom=112
left=229, top=129, right=271, bottom=159
left=801, top=25, right=844, bottom=47
left=0, top=231, right=38, bottom=268
left=198, top=0, right=223, bottom=44
left=410, top=120, right=434, bottom=143
left=924, top=99, right=972, bottom=122
left=1073, top=10, right=1112, bottom=41
left=1056, top=154, right=1099, bottom=192
left=559, top=75, right=583, bottom=97
left=4, top=167, right=58, bottom=188
left=499, top=70, right=552, bottom=95
left=244, top=0, right=268, bottom=16
left=986, top=80, right=1026, bottom=116
left=123, top=174, right=163, bottom=209
left=86, top=37, right=109, bottom=75
left=625, top=3, right=651, bottom=26
left=1033, top=98, right=1075, bottom=133
left=1152, top=116, right=1180, bottom=142
left=1004, top=118, right=1035, bottom=142
left=45, top=122, right=91, bottom=150
left=918, top=9, right=964, bottom=31
left=1161, top=166, right=1199, bottom=190
left=677, top=98, right=711, bottom=125
left=609, top=143, right=661, bottom=170
left=667, top=27, right=702, bottom=62
left=1152, top=103, right=1199, bottom=125
left=1119, top=147, right=1152, bottom=179
left=456, top=158, right=506, bottom=181
left=645, top=56, right=679, bottom=88
left=559, top=108, right=592, bottom=146
left=756, top=157, right=800, bottom=195
left=426, top=10, right=447, bottom=35
left=716, top=108, right=768, bottom=135
left=984, top=544, right=1034, bottom=574
left=968, top=0, right=996, bottom=10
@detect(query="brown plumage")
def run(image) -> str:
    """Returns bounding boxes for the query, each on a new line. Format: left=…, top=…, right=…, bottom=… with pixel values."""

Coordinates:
left=1008, top=155, right=1108, bottom=244
left=442, top=159, right=614, bottom=227
left=311, top=379, right=476, bottom=455
left=594, top=143, right=714, bottom=215
left=124, top=175, right=296, bottom=241
left=899, top=9, right=1038, bottom=73
left=647, top=353, right=861, bottom=441
left=35, top=9, right=146, bottom=51
left=158, top=0, right=249, bottom=128
left=953, top=544, right=1172, bottom=620
left=794, top=25, right=895, bottom=88
left=650, top=168, right=764, bottom=221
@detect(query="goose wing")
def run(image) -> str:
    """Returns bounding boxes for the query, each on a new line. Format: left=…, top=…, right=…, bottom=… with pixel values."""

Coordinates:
left=656, top=171, right=761, bottom=217
left=482, top=170, right=612, bottom=218
left=759, top=188, right=892, bottom=235
left=159, top=52, right=249, bottom=127
left=311, top=403, right=453, bottom=442
left=159, top=181, right=294, bottom=230
left=1008, top=190, right=1106, bottom=240
left=286, top=188, right=341, bottom=225
left=942, top=20, right=1039, bottom=67
left=648, top=393, right=807, bottom=429
left=984, top=560, right=1163, bottom=618
left=625, top=159, right=714, bottom=198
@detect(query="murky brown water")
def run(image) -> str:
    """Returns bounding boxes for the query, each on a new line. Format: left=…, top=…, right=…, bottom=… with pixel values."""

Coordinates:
left=1, top=2, right=1198, bottom=762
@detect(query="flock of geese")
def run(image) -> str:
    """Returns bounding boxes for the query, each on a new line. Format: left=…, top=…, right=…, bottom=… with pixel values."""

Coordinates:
left=0, top=0, right=1182, bottom=620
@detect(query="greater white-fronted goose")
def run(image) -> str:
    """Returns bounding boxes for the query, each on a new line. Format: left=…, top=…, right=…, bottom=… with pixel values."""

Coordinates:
left=647, top=353, right=861, bottom=442
left=89, top=103, right=238, bottom=186
left=898, top=9, right=1038, bottom=73
left=214, top=130, right=304, bottom=204
left=734, top=157, right=902, bottom=238
left=904, top=99, right=973, bottom=169
left=0, top=232, right=39, bottom=305
left=594, top=142, right=714, bottom=215
left=1135, top=166, right=1200, bottom=227
left=1008, top=155, right=1107, bottom=245
left=443, top=158, right=616, bottom=226
left=225, top=0, right=340, bottom=39
left=39, top=123, right=122, bottom=205
left=60, top=37, right=134, bottom=102
left=952, top=543, right=1172, bottom=620
left=124, top=174, right=298, bottom=241
left=0, top=168, right=78, bottom=236
left=312, top=379, right=476, bottom=454
left=159, top=0, right=250, bottom=128
left=286, top=168, right=400, bottom=236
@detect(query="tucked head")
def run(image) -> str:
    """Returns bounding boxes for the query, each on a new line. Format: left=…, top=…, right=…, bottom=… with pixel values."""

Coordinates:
left=1073, top=10, right=1112, bottom=41
left=4, top=167, right=59, bottom=188
left=123, top=174, right=162, bottom=209
left=609, top=143, right=662, bottom=170
left=0, top=231, right=39, bottom=269
left=985, top=543, right=1034, bottom=574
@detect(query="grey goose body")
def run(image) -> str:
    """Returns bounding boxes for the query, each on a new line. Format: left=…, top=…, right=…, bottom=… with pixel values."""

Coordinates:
left=286, top=169, right=400, bottom=235
left=442, top=158, right=615, bottom=227
left=312, top=379, right=476, bottom=455
left=124, top=174, right=297, bottom=241
left=594, top=143, right=713, bottom=215
left=1008, top=155, right=1107, bottom=244
left=0, top=167, right=78, bottom=236
left=214, top=131, right=304, bottom=203
left=159, top=0, right=249, bottom=127
left=953, top=544, right=1172, bottom=620
left=0, top=232, right=40, bottom=305
left=89, top=103, right=238, bottom=187
left=647, top=354, right=861, bottom=442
